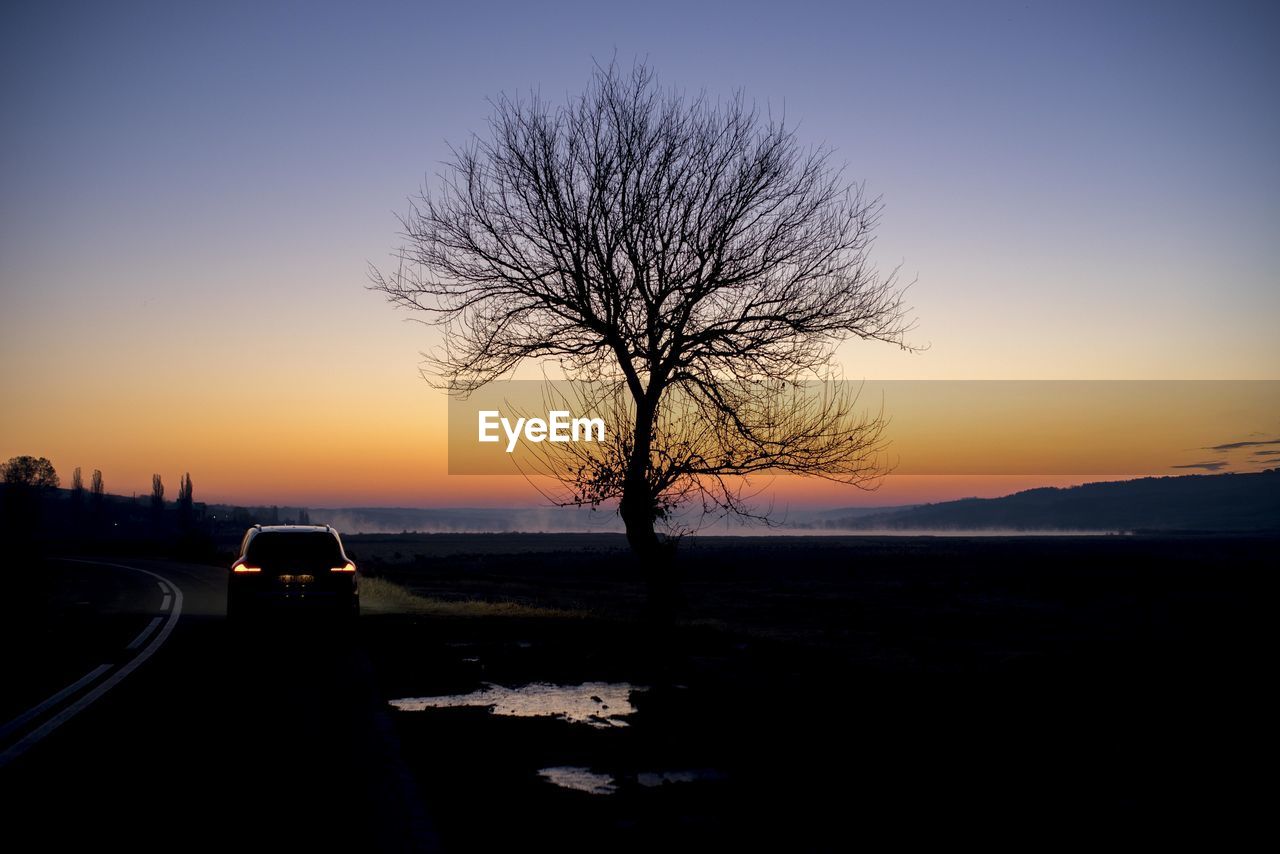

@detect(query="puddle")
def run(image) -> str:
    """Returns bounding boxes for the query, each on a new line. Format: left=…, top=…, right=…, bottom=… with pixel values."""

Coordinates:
left=538, top=766, right=728, bottom=796
left=538, top=766, right=617, bottom=795
left=637, top=769, right=728, bottom=787
left=389, top=682, right=642, bottom=728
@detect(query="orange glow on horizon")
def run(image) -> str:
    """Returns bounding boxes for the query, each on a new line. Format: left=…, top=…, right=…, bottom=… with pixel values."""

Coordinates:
left=3, top=372, right=1275, bottom=510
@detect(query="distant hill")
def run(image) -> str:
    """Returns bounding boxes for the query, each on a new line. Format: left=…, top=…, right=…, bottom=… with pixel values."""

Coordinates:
left=781, top=505, right=921, bottom=525
left=801, top=469, right=1280, bottom=533
left=316, top=504, right=923, bottom=534
left=31, top=470, right=1269, bottom=536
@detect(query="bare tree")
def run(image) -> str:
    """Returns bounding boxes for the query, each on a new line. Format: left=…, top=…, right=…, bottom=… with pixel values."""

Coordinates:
left=373, top=62, right=914, bottom=595
left=2, top=456, right=59, bottom=547
left=151, top=474, right=165, bottom=524
left=69, top=466, right=85, bottom=529
left=177, top=472, right=194, bottom=529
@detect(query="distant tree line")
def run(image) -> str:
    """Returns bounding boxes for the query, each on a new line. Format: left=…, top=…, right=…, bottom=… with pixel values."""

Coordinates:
left=1, top=457, right=203, bottom=550
left=1, top=455, right=317, bottom=558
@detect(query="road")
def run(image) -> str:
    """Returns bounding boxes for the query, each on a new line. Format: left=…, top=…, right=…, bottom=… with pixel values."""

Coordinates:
left=0, top=557, right=436, bottom=850
left=3, top=540, right=1267, bottom=849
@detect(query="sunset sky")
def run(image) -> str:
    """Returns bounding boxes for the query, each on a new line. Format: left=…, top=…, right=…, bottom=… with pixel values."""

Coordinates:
left=2, top=1, right=1277, bottom=509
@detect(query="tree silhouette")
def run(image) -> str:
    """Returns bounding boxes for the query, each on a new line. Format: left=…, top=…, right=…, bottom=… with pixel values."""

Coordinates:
left=150, top=474, right=165, bottom=531
left=2, top=456, right=59, bottom=548
left=374, top=62, right=913, bottom=600
left=70, top=466, right=85, bottom=531
left=2, top=456, right=59, bottom=489
left=177, top=472, right=194, bottom=528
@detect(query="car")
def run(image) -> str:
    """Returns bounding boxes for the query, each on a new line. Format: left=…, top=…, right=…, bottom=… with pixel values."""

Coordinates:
left=227, top=524, right=359, bottom=620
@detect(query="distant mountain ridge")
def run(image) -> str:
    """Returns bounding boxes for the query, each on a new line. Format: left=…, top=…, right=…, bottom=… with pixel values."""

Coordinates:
left=799, top=469, right=1280, bottom=532
left=57, top=470, right=1266, bottom=535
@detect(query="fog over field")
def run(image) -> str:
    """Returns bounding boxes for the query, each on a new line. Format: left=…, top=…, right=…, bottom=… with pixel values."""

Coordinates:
left=314, top=505, right=626, bottom=535
left=310, top=470, right=1279, bottom=535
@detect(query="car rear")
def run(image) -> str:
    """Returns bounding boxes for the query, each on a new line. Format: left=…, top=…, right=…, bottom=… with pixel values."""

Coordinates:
left=228, top=527, right=359, bottom=620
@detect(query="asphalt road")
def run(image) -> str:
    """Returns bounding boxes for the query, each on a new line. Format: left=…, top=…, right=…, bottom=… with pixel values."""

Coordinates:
left=0, top=557, right=436, bottom=850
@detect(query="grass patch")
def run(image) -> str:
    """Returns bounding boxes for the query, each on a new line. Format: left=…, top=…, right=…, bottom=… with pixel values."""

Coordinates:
left=360, top=576, right=591, bottom=619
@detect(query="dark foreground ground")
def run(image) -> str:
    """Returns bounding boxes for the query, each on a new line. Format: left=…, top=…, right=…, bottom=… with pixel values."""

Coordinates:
left=352, top=533, right=1271, bottom=848
left=2, top=533, right=1271, bottom=850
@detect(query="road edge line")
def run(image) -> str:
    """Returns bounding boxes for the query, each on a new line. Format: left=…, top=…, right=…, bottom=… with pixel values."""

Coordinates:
left=0, top=560, right=184, bottom=768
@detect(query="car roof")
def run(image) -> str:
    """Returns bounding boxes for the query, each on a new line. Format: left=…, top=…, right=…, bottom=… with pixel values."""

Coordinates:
left=251, top=524, right=338, bottom=534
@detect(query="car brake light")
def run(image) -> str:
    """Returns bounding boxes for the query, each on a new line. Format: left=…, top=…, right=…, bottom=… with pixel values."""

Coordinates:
left=330, top=562, right=356, bottom=573
left=233, top=563, right=261, bottom=573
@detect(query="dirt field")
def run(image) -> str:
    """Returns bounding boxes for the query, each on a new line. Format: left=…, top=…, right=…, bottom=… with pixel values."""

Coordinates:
left=352, top=532, right=1271, bottom=849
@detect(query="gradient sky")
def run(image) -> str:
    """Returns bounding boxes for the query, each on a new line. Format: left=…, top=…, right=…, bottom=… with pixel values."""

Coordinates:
left=2, top=1, right=1277, bottom=507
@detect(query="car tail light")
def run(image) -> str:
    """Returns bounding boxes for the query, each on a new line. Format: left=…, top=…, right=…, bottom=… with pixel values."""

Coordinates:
left=330, top=562, right=356, bottom=573
left=232, top=561, right=261, bottom=573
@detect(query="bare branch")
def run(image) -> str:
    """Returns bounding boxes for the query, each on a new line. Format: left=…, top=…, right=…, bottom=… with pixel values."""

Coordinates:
left=372, top=60, right=916, bottom=557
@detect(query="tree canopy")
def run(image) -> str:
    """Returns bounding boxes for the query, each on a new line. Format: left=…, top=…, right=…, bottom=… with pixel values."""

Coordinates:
left=2, top=455, right=59, bottom=490
left=375, top=62, right=914, bottom=575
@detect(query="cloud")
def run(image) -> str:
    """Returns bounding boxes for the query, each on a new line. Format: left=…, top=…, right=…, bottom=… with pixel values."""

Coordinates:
left=1171, top=460, right=1229, bottom=472
left=1252, top=449, right=1280, bottom=457
left=1203, top=438, right=1280, bottom=451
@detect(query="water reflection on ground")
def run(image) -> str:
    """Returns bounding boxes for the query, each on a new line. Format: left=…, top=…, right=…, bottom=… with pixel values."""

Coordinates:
left=537, top=766, right=728, bottom=795
left=391, top=681, right=729, bottom=795
left=637, top=769, right=728, bottom=787
left=537, top=766, right=617, bottom=795
left=389, top=681, right=640, bottom=728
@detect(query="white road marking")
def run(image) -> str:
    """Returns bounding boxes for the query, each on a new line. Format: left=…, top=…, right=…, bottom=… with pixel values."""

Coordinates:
left=160, top=593, right=172, bottom=611
left=158, top=581, right=167, bottom=593
left=126, top=616, right=163, bottom=650
left=0, top=663, right=113, bottom=742
left=0, top=560, right=184, bottom=768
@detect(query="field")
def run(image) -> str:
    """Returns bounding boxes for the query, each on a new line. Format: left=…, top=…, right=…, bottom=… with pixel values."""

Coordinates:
left=349, top=532, right=1271, bottom=848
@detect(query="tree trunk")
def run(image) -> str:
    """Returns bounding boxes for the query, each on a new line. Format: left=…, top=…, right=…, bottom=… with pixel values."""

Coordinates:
left=622, top=392, right=680, bottom=622
left=619, top=484, right=679, bottom=623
